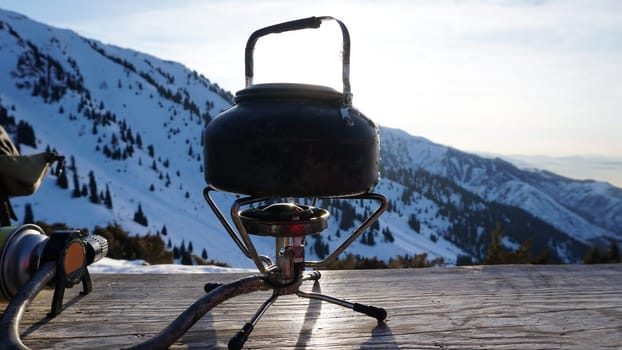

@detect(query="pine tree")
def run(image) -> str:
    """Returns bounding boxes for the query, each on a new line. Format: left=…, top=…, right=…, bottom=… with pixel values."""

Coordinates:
left=382, top=227, right=395, bottom=243
left=161, top=225, right=167, bottom=236
left=360, top=231, right=376, bottom=246
left=371, top=219, right=380, bottom=231
left=313, top=235, right=329, bottom=259
left=408, top=214, right=421, bottom=232
left=133, top=203, right=148, bottom=226
left=485, top=223, right=505, bottom=264
left=366, top=231, right=376, bottom=246
left=88, top=170, right=99, bottom=203
left=584, top=246, right=603, bottom=264
left=71, top=156, right=81, bottom=197
left=339, top=202, right=356, bottom=230
left=16, top=120, right=36, bottom=148
left=201, top=248, right=208, bottom=260
left=181, top=250, right=193, bottom=265
left=104, top=184, right=113, bottom=209
left=56, top=164, right=68, bottom=189
left=23, top=204, right=34, bottom=224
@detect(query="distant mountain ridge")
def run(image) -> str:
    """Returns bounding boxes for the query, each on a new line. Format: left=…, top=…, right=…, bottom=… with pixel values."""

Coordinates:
left=380, top=128, right=621, bottom=245
left=1, top=9, right=620, bottom=267
left=499, top=154, right=622, bottom=190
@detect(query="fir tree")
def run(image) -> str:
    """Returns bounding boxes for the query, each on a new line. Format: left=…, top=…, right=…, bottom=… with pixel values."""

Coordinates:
left=133, top=203, right=148, bottom=226
left=16, top=120, right=36, bottom=148
left=312, top=235, right=329, bottom=259
left=104, top=184, right=113, bottom=209
left=485, top=223, right=505, bottom=264
left=181, top=251, right=193, bottom=265
left=56, top=164, right=68, bottom=189
left=71, top=156, right=81, bottom=197
left=366, top=231, right=376, bottom=246
left=23, top=203, right=34, bottom=224
left=382, top=227, right=395, bottom=243
left=408, top=214, right=421, bottom=232
left=88, top=170, right=99, bottom=203
left=584, top=246, right=602, bottom=264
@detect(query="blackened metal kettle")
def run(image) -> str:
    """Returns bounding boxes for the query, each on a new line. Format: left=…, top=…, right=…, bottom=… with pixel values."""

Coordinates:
left=203, top=16, right=379, bottom=197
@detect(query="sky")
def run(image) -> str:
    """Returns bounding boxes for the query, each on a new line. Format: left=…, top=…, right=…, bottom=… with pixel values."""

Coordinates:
left=1, top=0, right=621, bottom=184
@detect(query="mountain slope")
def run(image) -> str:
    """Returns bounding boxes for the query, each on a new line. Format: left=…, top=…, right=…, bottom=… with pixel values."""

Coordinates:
left=1, top=9, right=619, bottom=267
left=380, top=127, right=621, bottom=246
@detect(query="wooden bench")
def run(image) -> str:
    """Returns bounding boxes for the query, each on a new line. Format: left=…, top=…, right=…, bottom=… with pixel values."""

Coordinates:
left=2, top=264, right=621, bottom=349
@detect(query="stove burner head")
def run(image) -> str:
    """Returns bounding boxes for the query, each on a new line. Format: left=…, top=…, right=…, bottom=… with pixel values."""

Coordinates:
left=240, top=203, right=329, bottom=237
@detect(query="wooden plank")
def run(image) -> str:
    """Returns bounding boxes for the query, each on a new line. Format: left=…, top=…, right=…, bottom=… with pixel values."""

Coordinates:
left=1, top=264, right=621, bottom=349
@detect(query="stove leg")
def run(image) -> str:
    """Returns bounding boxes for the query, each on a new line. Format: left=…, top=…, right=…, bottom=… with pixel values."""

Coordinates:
left=296, top=289, right=387, bottom=321
left=301, top=270, right=321, bottom=282
left=228, top=292, right=279, bottom=350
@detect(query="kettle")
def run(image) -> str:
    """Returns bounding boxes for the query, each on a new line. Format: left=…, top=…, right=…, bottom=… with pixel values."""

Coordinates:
left=203, top=16, right=380, bottom=197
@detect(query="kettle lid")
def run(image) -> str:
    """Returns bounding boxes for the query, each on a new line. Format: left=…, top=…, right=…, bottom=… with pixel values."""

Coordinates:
left=234, top=83, right=342, bottom=103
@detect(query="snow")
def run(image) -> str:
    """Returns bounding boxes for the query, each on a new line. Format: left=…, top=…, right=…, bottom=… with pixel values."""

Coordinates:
left=1, top=9, right=620, bottom=269
left=89, top=257, right=254, bottom=274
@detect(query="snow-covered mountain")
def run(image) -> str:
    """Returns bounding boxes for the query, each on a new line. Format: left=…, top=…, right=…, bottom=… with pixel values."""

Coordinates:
left=380, top=129, right=622, bottom=246
left=1, top=9, right=619, bottom=267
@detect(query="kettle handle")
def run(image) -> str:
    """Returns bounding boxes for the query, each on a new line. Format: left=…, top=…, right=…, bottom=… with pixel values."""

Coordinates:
left=244, top=16, right=352, bottom=97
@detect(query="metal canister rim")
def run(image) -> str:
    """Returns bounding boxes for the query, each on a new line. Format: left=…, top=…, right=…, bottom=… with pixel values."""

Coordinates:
left=0, top=224, right=47, bottom=300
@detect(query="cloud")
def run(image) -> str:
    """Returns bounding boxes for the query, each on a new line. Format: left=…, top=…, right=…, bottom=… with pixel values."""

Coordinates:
left=2, top=0, right=621, bottom=158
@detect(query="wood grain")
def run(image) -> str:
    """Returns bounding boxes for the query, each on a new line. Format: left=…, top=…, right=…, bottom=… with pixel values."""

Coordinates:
left=1, top=264, right=621, bottom=349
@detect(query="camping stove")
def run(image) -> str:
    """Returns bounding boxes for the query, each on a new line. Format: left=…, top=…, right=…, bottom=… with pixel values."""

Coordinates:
left=201, top=15, right=389, bottom=350
left=203, top=190, right=388, bottom=350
